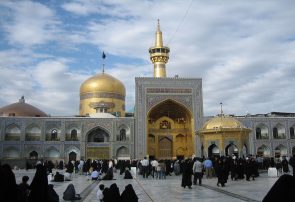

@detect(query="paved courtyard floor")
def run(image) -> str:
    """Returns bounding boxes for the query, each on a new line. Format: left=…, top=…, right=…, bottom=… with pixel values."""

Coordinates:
left=13, top=169, right=283, bottom=202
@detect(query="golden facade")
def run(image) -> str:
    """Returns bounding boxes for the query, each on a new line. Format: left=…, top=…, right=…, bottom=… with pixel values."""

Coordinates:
left=147, top=100, right=195, bottom=159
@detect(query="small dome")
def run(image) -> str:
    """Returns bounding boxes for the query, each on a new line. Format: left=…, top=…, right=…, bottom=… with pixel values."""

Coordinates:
left=203, top=115, right=244, bottom=130
left=80, top=72, right=125, bottom=96
left=0, top=96, right=48, bottom=117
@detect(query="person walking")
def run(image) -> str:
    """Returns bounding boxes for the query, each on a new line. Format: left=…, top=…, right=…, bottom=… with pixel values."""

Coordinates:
left=193, top=158, right=204, bottom=185
left=203, top=158, right=213, bottom=178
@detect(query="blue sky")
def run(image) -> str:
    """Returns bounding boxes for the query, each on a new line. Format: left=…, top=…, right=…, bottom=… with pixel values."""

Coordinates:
left=0, top=0, right=295, bottom=116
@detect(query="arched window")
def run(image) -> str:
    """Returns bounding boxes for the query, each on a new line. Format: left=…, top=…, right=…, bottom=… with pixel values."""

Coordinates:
left=87, top=127, right=109, bottom=142
left=256, top=128, right=261, bottom=139
left=93, top=134, right=105, bottom=142
left=256, top=124, right=269, bottom=139
left=71, top=129, right=77, bottom=141
left=290, top=127, right=295, bottom=139
left=273, top=127, right=278, bottom=139
left=119, top=129, right=126, bottom=141
left=51, top=129, right=57, bottom=141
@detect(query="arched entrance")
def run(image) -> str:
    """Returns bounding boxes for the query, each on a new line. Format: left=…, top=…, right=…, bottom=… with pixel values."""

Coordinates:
left=147, top=99, right=193, bottom=159
left=86, top=127, right=110, bottom=160
left=208, top=144, right=220, bottom=158
left=116, top=146, right=130, bottom=159
left=257, top=145, right=270, bottom=157
left=225, top=143, right=238, bottom=156
left=29, top=151, right=38, bottom=159
left=69, top=151, right=77, bottom=161
left=274, top=145, right=287, bottom=157
left=158, top=137, right=172, bottom=158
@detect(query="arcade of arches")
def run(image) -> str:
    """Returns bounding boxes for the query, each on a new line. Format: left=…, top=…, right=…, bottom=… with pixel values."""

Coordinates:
left=86, top=127, right=110, bottom=159
left=147, top=100, right=194, bottom=159
left=86, top=127, right=131, bottom=160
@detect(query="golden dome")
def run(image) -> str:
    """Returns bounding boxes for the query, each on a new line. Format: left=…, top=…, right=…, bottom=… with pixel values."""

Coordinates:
left=80, top=72, right=125, bottom=96
left=0, top=96, right=48, bottom=117
left=202, top=115, right=245, bottom=130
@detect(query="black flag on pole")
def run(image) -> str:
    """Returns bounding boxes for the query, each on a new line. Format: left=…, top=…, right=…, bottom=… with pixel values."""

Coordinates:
left=102, top=52, right=106, bottom=59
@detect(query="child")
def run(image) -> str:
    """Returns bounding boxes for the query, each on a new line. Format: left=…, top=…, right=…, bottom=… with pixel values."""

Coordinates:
left=96, top=184, right=105, bottom=202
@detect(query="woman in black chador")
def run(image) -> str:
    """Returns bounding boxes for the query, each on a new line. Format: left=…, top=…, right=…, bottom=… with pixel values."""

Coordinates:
left=121, top=184, right=138, bottom=202
left=181, top=158, right=193, bottom=189
left=105, top=183, right=121, bottom=202
left=0, top=164, right=25, bottom=202
left=216, top=157, right=226, bottom=187
left=28, top=164, right=59, bottom=202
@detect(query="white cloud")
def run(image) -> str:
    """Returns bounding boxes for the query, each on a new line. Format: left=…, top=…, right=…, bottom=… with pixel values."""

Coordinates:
left=1, top=0, right=295, bottom=116
left=1, top=1, right=60, bottom=47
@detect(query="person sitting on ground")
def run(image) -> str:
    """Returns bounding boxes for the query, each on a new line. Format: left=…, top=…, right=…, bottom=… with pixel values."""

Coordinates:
left=121, top=184, right=138, bottom=202
left=263, top=174, right=295, bottom=202
left=96, top=184, right=105, bottom=202
left=48, top=184, right=59, bottom=202
left=19, top=175, right=30, bottom=201
left=63, top=183, right=81, bottom=201
left=91, top=169, right=100, bottom=180
left=102, top=187, right=111, bottom=202
left=124, top=168, right=133, bottom=179
left=102, top=168, right=113, bottom=180
left=107, top=183, right=120, bottom=202
left=54, top=171, right=64, bottom=182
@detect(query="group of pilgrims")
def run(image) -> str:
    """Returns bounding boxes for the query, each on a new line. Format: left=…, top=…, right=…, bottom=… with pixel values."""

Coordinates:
left=137, top=154, right=295, bottom=188
left=1, top=154, right=295, bottom=202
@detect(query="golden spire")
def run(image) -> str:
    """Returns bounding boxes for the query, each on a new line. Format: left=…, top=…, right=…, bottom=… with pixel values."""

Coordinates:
left=149, top=19, right=170, bottom=78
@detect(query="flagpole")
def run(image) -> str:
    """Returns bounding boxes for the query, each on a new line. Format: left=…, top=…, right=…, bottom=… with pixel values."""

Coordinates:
left=102, top=51, right=106, bottom=73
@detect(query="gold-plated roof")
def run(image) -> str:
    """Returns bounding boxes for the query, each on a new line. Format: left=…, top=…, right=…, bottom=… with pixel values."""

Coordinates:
left=0, top=97, right=48, bottom=117
left=80, top=72, right=126, bottom=96
left=202, top=115, right=245, bottom=130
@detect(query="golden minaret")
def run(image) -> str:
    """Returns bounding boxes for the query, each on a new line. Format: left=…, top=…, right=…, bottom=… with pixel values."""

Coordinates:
left=149, top=20, right=170, bottom=77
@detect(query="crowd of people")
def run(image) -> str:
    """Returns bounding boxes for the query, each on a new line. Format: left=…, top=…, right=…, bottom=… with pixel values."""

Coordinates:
left=1, top=154, right=295, bottom=202
left=0, top=163, right=59, bottom=202
left=136, top=154, right=295, bottom=189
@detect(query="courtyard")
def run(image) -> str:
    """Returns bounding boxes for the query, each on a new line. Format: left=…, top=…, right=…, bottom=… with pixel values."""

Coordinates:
left=14, top=169, right=281, bottom=202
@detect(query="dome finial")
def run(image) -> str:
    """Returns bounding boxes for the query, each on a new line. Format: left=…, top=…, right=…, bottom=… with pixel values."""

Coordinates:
left=19, top=96, right=25, bottom=103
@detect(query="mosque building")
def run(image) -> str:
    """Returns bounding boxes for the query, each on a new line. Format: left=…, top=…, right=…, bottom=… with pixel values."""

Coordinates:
left=0, top=22, right=295, bottom=167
